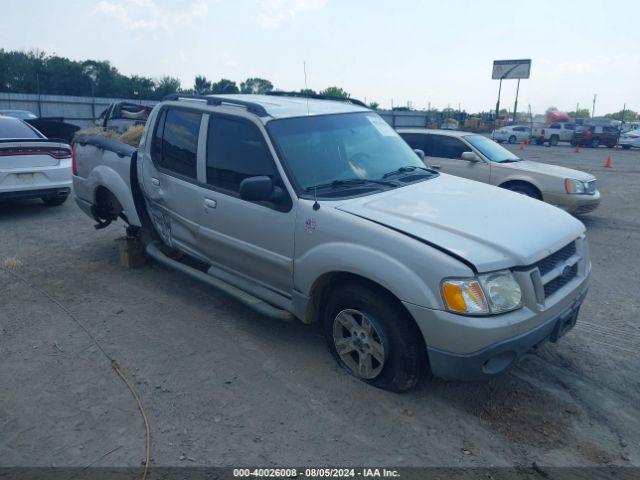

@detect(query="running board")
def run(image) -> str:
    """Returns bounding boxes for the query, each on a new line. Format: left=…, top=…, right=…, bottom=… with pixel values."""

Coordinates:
left=145, top=242, right=295, bottom=322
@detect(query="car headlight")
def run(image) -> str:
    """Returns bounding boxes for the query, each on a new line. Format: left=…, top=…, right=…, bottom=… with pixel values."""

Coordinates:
left=565, top=178, right=586, bottom=194
left=441, top=270, right=522, bottom=315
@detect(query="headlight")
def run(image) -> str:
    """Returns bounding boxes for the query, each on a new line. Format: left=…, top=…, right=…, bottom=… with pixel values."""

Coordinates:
left=565, top=178, right=586, bottom=194
left=478, top=270, right=523, bottom=314
left=441, top=271, right=522, bottom=315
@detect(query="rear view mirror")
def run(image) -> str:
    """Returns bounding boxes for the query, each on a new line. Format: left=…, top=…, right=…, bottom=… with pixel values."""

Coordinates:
left=461, top=151, right=480, bottom=163
left=413, top=149, right=425, bottom=161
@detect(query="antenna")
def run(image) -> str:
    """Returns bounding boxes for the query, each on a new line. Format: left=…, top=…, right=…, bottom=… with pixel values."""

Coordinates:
left=303, top=61, right=320, bottom=211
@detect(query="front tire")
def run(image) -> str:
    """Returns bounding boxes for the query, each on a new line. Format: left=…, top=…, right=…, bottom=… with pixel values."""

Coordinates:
left=549, top=135, right=559, bottom=146
left=505, top=183, right=541, bottom=199
left=323, top=283, right=427, bottom=392
left=508, top=135, right=517, bottom=144
left=42, top=194, right=68, bottom=206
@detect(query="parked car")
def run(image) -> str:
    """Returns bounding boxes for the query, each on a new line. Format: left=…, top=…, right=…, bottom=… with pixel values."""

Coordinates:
left=531, top=122, right=576, bottom=146
left=398, top=128, right=600, bottom=214
left=73, top=94, right=591, bottom=392
left=618, top=129, right=640, bottom=150
left=0, top=109, right=38, bottom=120
left=572, top=125, right=620, bottom=148
left=95, top=102, right=153, bottom=133
left=0, top=115, right=72, bottom=205
left=492, top=125, right=530, bottom=144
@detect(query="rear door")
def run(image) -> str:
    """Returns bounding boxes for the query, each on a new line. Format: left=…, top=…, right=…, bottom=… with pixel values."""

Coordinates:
left=139, top=106, right=207, bottom=260
left=195, top=114, right=295, bottom=294
left=424, top=134, right=490, bottom=183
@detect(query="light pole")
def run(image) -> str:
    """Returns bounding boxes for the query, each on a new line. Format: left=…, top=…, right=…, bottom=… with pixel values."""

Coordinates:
left=592, top=94, right=597, bottom=118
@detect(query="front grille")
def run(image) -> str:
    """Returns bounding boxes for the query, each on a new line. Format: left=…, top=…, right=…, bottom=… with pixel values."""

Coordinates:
left=544, top=264, right=578, bottom=297
left=585, top=180, right=597, bottom=195
left=535, top=242, right=576, bottom=276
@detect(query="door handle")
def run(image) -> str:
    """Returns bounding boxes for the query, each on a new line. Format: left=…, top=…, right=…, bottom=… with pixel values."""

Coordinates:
left=431, top=164, right=441, bottom=169
left=151, top=177, right=160, bottom=186
left=204, top=198, right=217, bottom=209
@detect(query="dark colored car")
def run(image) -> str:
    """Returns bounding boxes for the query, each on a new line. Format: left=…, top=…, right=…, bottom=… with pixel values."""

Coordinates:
left=572, top=125, right=619, bottom=148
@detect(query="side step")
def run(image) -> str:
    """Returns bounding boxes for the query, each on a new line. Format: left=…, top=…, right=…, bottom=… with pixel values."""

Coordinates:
left=145, top=242, right=295, bottom=322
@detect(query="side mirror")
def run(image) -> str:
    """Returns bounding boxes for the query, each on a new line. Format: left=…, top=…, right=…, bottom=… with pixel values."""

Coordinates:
left=461, top=151, right=480, bottom=163
left=239, top=176, right=284, bottom=203
left=413, top=149, right=425, bottom=161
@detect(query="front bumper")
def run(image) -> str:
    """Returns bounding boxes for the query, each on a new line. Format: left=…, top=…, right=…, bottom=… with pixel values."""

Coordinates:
left=545, top=190, right=601, bottom=215
left=426, top=287, right=587, bottom=381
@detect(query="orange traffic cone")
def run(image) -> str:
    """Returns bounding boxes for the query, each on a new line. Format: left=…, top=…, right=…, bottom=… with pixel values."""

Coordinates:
left=575, top=144, right=580, bottom=153
left=604, top=155, right=612, bottom=168
left=519, top=142, right=525, bottom=150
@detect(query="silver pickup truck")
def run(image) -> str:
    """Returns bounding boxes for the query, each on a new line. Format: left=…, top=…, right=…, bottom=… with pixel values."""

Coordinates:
left=72, top=93, right=591, bottom=392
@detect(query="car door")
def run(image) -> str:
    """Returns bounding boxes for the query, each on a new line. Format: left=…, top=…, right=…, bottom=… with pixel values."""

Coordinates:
left=195, top=114, right=295, bottom=295
left=424, top=134, right=490, bottom=183
left=139, top=106, right=207, bottom=260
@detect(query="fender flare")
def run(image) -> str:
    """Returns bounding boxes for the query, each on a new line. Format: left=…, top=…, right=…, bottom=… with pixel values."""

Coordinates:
left=88, top=165, right=142, bottom=226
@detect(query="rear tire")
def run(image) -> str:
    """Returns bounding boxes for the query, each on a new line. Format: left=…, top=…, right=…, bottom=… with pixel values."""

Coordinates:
left=535, top=137, right=544, bottom=145
left=591, top=138, right=600, bottom=148
left=42, top=194, right=68, bottom=206
left=322, top=283, right=427, bottom=392
left=508, top=135, right=517, bottom=144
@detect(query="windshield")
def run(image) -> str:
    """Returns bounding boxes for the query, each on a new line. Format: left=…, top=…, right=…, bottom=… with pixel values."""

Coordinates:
left=464, top=134, right=520, bottom=163
left=267, top=112, right=427, bottom=194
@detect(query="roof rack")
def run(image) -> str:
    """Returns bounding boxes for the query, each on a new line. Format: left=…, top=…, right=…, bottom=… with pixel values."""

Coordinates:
left=265, top=91, right=368, bottom=108
left=162, top=94, right=270, bottom=117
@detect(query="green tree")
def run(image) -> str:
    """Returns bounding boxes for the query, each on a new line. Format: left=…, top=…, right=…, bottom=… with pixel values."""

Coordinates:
left=568, top=108, right=591, bottom=119
left=604, top=110, right=638, bottom=122
left=368, top=101, right=380, bottom=110
left=211, top=78, right=239, bottom=94
left=319, top=86, right=349, bottom=98
left=240, top=77, right=273, bottom=94
left=154, top=76, right=181, bottom=98
left=193, top=75, right=211, bottom=94
left=298, top=88, right=317, bottom=96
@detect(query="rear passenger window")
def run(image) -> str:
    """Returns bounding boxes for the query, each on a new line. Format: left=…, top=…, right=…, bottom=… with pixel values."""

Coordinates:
left=206, top=116, right=276, bottom=194
left=156, top=108, right=202, bottom=179
left=429, top=135, right=468, bottom=159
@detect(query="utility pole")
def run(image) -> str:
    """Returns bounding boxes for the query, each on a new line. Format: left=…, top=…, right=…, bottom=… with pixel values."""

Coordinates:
left=512, top=78, right=520, bottom=124
left=592, top=94, right=597, bottom=118
left=494, top=78, right=503, bottom=139
left=622, top=102, right=626, bottom=123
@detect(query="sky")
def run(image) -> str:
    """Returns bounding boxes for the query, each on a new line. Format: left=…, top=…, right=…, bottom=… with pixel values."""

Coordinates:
left=1, top=0, right=638, bottom=114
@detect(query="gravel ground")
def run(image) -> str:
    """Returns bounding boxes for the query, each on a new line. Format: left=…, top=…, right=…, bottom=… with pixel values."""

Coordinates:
left=1, top=143, right=639, bottom=471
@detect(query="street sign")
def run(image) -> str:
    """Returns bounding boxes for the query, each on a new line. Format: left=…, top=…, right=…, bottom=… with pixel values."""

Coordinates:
left=492, top=59, right=531, bottom=80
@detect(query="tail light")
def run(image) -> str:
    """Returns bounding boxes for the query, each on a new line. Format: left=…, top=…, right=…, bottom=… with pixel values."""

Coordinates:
left=0, top=146, right=72, bottom=159
left=71, top=143, right=78, bottom=176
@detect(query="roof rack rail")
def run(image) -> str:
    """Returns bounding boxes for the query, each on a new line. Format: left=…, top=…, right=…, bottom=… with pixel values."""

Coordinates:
left=162, top=94, right=270, bottom=117
left=265, top=91, right=368, bottom=108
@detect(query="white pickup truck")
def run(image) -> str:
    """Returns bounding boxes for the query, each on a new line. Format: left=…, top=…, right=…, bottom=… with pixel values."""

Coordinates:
left=531, top=122, right=576, bottom=146
left=72, top=93, right=591, bottom=392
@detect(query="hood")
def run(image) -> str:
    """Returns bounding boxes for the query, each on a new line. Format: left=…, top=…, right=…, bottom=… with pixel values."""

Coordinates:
left=500, top=160, right=595, bottom=182
left=336, top=174, right=585, bottom=272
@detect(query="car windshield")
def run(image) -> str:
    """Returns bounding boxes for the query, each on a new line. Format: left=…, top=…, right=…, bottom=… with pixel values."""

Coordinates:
left=464, top=134, right=520, bottom=163
left=267, top=112, right=430, bottom=195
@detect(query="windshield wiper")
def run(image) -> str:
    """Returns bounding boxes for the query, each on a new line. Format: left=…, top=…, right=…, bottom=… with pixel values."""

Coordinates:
left=382, top=165, right=435, bottom=178
left=304, top=178, right=397, bottom=192
left=500, top=159, right=521, bottom=163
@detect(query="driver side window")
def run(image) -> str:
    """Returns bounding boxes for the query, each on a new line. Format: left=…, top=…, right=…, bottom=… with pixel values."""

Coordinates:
left=429, top=135, right=468, bottom=160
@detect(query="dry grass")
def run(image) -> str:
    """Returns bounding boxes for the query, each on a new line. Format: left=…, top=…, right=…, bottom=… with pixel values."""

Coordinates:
left=73, top=125, right=144, bottom=148
left=3, top=257, right=23, bottom=270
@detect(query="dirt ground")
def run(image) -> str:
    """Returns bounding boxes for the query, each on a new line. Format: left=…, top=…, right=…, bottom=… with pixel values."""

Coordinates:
left=1, top=143, right=639, bottom=471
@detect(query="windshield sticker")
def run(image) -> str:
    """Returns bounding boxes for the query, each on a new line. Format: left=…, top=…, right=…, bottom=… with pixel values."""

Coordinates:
left=367, top=116, right=396, bottom=136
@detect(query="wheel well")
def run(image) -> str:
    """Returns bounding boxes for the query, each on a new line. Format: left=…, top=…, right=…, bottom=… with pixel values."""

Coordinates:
left=94, top=186, right=123, bottom=221
left=499, top=180, right=543, bottom=200
left=307, top=271, right=409, bottom=325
